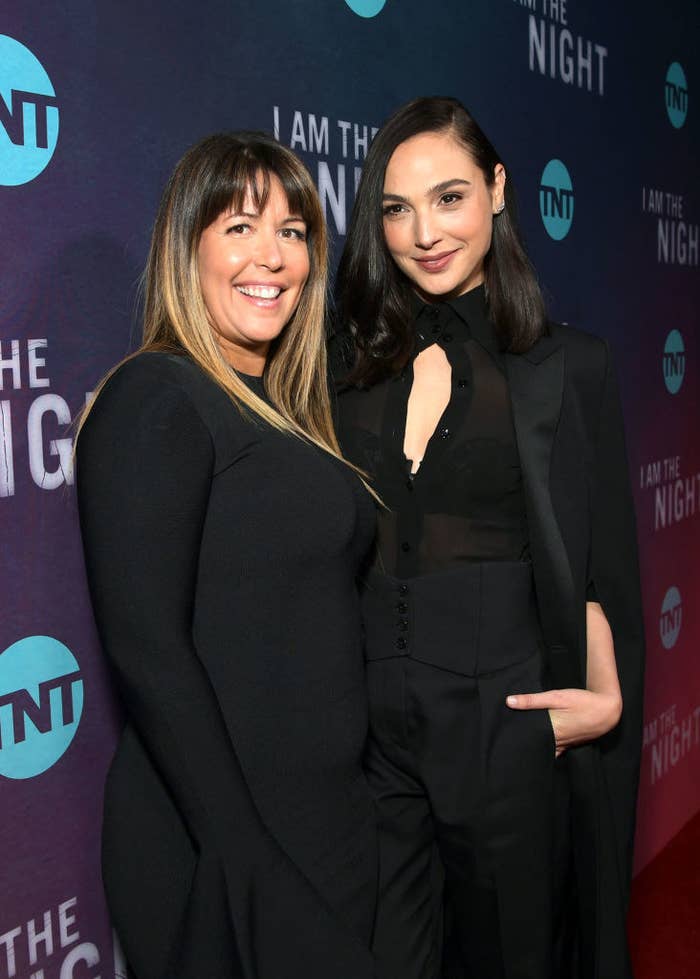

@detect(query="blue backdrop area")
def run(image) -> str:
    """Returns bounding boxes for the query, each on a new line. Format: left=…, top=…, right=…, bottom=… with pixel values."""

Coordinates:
left=1, top=2, right=699, bottom=977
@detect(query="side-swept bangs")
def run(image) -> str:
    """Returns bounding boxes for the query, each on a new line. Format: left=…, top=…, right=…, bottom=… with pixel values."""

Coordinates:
left=165, top=133, right=323, bottom=268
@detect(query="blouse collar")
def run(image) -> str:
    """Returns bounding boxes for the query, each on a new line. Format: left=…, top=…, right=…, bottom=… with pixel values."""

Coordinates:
left=411, top=283, right=502, bottom=364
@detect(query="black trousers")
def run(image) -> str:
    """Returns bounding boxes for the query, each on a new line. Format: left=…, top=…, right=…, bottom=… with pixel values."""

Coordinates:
left=361, top=562, right=572, bottom=979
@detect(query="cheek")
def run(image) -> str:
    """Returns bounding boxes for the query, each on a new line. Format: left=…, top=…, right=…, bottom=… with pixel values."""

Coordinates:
left=199, top=242, right=242, bottom=290
left=196, top=259, right=217, bottom=310
left=291, top=248, right=310, bottom=290
left=450, top=206, right=492, bottom=241
left=382, top=221, right=410, bottom=260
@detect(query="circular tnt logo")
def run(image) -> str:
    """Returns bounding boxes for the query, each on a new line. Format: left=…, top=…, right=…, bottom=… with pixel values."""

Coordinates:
left=344, top=0, right=387, bottom=16
left=539, top=159, right=574, bottom=240
left=662, top=329, right=685, bottom=394
left=659, top=586, right=682, bottom=649
left=665, top=62, right=688, bottom=129
left=0, top=35, right=60, bottom=186
left=0, top=636, right=83, bottom=779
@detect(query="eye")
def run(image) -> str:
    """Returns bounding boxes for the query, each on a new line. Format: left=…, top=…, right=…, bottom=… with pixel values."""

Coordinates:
left=225, top=222, right=252, bottom=235
left=382, top=203, right=407, bottom=217
left=279, top=227, right=307, bottom=241
left=439, top=192, right=462, bottom=206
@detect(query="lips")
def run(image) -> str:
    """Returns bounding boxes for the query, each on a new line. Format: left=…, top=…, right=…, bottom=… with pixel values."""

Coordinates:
left=413, top=249, right=458, bottom=273
left=235, top=284, right=282, bottom=299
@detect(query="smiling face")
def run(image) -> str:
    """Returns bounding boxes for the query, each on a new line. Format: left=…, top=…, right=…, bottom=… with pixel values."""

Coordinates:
left=197, top=174, right=310, bottom=374
left=382, top=130, right=505, bottom=301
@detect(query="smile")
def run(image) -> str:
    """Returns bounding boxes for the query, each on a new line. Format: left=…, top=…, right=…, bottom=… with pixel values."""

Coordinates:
left=235, top=284, right=282, bottom=299
left=413, top=250, right=458, bottom=273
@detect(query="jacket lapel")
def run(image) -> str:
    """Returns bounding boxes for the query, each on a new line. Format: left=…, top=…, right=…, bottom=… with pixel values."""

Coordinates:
left=506, top=341, right=581, bottom=683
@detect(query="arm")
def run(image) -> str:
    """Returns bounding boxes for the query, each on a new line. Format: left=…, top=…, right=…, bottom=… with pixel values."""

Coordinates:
left=78, top=368, right=241, bottom=851
left=506, top=602, right=622, bottom=756
left=78, top=359, right=374, bottom=978
left=585, top=600, right=622, bottom=712
left=507, top=344, right=643, bottom=769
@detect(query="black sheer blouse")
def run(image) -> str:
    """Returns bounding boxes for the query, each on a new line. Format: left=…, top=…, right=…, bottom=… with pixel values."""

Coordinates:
left=335, top=284, right=530, bottom=579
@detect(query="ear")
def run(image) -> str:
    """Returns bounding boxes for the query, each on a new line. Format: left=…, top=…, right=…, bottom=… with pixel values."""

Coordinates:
left=491, top=163, right=506, bottom=214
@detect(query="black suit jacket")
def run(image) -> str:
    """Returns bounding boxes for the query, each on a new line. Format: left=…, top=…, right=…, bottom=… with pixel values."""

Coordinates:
left=503, top=323, right=644, bottom=979
left=332, top=318, right=645, bottom=979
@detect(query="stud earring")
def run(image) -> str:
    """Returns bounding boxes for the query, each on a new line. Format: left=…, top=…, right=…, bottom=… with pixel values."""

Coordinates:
left=494, top=201, right=505, bottom=214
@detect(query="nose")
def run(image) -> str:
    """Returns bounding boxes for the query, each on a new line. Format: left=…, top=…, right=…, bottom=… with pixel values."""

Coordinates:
left=414, top=210, right=441, bottom=251
left=254, top=229, right=283, bottom=271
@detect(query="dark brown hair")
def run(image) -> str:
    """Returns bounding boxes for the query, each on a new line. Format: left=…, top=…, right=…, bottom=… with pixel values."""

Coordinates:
left=336, top=97, right=547, bottom=386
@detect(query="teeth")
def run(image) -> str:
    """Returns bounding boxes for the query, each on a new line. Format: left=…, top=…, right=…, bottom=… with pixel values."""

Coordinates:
left=236, top=285, right=281, bottom=299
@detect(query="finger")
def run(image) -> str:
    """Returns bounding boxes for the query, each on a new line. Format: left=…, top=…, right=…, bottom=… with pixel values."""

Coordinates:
left=506, top=690, right=565, bottom=710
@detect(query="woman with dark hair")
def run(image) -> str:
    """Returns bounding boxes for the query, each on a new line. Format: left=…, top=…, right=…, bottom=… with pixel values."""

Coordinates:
left=77, top=132, right=378, bottom=979
left=334, top=97, right=644, bottom=979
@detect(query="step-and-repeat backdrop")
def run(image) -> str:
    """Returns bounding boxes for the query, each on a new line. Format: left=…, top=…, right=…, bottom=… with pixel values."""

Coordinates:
left=1, top=1, right=698, bottom=976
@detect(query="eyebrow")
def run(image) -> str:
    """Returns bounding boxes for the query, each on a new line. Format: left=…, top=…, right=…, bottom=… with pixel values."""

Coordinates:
left=382, top=178, right=472, bottom=203
left=222, top=211, right=306, bottom=223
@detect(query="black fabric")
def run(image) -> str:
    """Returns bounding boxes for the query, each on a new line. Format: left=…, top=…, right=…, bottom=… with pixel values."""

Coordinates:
left=332, top=307, right=645, bottom=979
left=336, top=285, right=529, bottom=576
left=77, top=351, right=378, bottom=979
left=363, top=563, right=570, bottom=979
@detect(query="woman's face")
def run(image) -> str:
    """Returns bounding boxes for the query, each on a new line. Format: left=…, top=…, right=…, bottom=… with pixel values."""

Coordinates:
left=382, top=131, right=505, bottom=301
left=198, top=174, right=310, bottom=372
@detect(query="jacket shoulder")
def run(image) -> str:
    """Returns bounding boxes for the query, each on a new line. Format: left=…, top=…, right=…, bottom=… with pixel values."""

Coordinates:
left=547, top=321, right=608, bottom=362
left=543, top=322, right=611, bottom=395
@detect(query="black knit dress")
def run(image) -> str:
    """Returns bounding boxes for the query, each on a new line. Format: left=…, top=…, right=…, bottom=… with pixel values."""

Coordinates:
left=77, top=351, right=377, bottom=979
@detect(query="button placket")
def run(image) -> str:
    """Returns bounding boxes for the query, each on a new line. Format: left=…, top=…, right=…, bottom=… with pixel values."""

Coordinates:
left=395, top=582, right=410, bottom=652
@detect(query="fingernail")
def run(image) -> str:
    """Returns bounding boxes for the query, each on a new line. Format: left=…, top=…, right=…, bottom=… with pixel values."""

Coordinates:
left=506, top=696, right=518, bottom=707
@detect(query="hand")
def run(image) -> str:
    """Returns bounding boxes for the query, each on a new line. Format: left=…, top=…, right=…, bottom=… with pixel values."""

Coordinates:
left=506, top=687, right=622, bottom=757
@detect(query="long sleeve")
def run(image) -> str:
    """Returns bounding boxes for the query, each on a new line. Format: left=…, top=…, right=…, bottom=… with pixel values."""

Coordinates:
left=587, top=343, right=645, bottom=899
left=77, top=358, right=375, bottom=979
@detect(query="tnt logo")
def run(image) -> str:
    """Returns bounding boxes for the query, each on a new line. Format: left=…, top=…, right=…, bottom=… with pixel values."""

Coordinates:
left=539, top=159, right=574, bottom=240
left=663, top=329, right=685, bottom=394
left=344, top=0, right=387, bottom=16
left=0, top=636, right=83, bottom=779
left=0, top=34, right=59, bottom=186
left=665, top=62, right=688, bottom=129
left=659, top=587, right=682, bottom=649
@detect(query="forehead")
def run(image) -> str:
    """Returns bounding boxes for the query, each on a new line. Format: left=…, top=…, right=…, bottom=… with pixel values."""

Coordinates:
left=229, top=171, right=291, bottom=214
left=384, top=132, right=477, bottom=190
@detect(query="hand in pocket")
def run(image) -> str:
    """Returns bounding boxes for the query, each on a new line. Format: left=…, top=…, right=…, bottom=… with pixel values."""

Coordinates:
left=505, top=687, right=623, bottom=756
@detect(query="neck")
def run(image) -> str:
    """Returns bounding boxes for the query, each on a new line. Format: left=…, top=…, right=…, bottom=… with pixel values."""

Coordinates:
left=217, top=340, right=268, bottom=376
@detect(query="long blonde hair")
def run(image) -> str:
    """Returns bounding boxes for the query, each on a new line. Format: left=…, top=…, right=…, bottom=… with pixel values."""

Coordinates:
left=78, top=132, right=345, bottom=460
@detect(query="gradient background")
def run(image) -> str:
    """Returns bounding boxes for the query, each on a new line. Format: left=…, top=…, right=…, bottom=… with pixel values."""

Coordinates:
left=1, top=1, right=698, bottom=976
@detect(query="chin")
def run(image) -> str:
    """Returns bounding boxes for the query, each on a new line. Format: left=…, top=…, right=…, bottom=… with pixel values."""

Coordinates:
left=415, top=275, right=462, bottom=299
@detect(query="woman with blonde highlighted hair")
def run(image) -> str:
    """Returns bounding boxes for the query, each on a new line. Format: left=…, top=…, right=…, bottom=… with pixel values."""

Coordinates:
left=77, top=132, right=378, bottom=979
